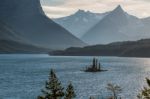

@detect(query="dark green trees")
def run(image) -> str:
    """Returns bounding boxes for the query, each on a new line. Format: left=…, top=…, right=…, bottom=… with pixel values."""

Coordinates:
left=137, top=78, right=150, bottom=99
left=89, top=96, right=95, bottom=99
left=39, top=69, right=64, bottom=99
left=38, top=69, right=76, bottom=99
left=85, top=58, right=104, bottom=72
left=64, top=83, right=76, bottom=99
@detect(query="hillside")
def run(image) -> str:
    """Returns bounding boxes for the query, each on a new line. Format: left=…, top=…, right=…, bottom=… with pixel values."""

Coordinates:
left=81, top=5, right=150, bottom=44
left=0, top=0, right=85, bottom=50
left=0, top=40, right=50, bottom=54
left=53, top=10, right=108, bottom=38
left=51, top=39, right=150, bottom=57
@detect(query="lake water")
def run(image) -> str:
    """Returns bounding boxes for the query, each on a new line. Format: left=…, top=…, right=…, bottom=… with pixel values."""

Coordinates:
left=0, top=54, right=150, bottom=99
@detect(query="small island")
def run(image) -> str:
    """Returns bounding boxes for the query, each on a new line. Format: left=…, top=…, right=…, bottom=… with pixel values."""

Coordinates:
left=84, top=58, right=107, bottom=72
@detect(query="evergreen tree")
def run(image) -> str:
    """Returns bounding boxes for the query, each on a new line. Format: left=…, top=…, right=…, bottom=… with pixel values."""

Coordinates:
left=93, top=58, right=96, bottom=68
left=89, top=96, right=95, bottom=99
left=64, top=82, right=76, bottom=99
left=38, top=69, right=64, bottom=99
left=98, top=63, right=101, bottom=70
left=137, top=78, right=150, bottom=99
left=95, top=59, right=98, bottom=68
left=37, top=96, right=45, bottom=99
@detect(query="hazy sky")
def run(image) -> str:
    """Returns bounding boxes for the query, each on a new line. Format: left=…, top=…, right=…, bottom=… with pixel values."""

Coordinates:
left=40, top=0, right=150, bottom=18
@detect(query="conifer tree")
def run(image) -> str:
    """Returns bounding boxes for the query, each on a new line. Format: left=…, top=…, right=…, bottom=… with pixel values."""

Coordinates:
left=89, top=96, right=95, bottom=99
left=38, top=69, right=64, bottom=99
left=98, top=63, right=101, bottom=70
left=137, top=78, right=150, bottom=99
left=93, top=58, right=96, bottom=68
left=64, top=82, right=76, bottom=99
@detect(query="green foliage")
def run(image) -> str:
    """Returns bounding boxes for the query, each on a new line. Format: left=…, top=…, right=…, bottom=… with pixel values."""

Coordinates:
left=106, top=83, right=122, bottom=99
left=64, top=82, right=76, bottom=99
left=37, top=96, right=45, bottom=99
left=38, top=69, right=64, bottom=99
left=137, top=78, right=150, bottom=99
left=85, top=58, right=103, bottom=72
left=38, top=69, right=76, bottom=99
left=89, top=96, right=95, bottom=99
left=146, top=78, right=150, bottom=87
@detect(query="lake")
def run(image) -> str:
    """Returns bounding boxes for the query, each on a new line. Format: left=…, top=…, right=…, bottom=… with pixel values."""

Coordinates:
left=0, top=54, right=150, bottom=99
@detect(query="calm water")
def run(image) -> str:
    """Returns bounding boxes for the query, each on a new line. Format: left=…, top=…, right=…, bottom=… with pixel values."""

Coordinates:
left=0, top=54, right=150, bottom=99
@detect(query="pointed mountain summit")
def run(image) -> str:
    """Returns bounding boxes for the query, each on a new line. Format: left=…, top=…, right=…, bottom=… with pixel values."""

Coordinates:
left=113, top=5, right=124, bottom=13
left=0, top=0, right=86, bottom=50
left=110, top=5, right=128, bottom=21
left=74, top=9, right=97, bottom=16
left=53, top=10, right=108, bottom=38
left=102, top=5, right=128, bottom=27
left=82, top=5, right=149, bottom=44
left=76, top=9, right=86, bottom=15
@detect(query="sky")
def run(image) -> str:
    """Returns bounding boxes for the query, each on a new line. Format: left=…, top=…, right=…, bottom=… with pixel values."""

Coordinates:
left=40, top=0, right=150, bottom=18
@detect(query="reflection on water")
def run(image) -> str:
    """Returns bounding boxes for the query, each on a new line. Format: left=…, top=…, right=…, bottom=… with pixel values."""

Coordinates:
left=0, top=54, right=150, bottom=99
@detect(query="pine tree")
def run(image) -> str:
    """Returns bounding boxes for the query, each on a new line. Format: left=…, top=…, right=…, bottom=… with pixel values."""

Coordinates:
left=64, top=82, right=76, bottom=99
left=38, top=69, right=64, bottom=99
left=98, top=63, right=101, bottom=70
left=95, top=59, right=98, bottom=68
left=137, top=78, right=150, bottom=99
left=92, top=58, right=96, bottom=68
left=89, top=96, right=95, bottom=99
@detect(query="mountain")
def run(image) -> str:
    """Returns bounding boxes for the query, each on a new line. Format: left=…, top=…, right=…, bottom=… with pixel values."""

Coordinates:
left=53, top=10, right=108, bottom=38
left=0, top=20, right=21, bottom=41
left=51, top=39, right=150, bottom=58
left=0, top=21, right=51, bottom=53
left=0, top=40, right=50, bottom=54
left=82, top=5, right=150, bottom=45
left=0, top=0, right=86, bottom=50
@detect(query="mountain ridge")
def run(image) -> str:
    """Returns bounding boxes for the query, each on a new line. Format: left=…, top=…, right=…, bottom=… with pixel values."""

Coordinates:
left=51, top=38, right=150, bottom=58
left=0, top=0, right=86, bottom=50
left=82, top=5, right=150, bottom=44
left=0, top=39, right=51, bottom=54
left=53, top=10, right=108, bottom=38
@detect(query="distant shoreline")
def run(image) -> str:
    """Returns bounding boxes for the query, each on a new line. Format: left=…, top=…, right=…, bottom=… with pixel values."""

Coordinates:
left=0, top=53, right=149, bottom=58
left=50, top=54, right=150, bottom=58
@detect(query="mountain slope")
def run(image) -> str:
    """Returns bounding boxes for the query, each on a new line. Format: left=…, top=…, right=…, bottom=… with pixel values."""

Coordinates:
left=53, top=10, right=108, bottom=38
left=0, top=21, right=51, bottom=53
left=51, top=39, right=150, bottom=57
left=0, top=0, right=85, bottom=50
left=82, top=5, right=150, bottom=45
left=0, top=21, right=21, bottom=41
left=0, top=40, right=50, bottom=53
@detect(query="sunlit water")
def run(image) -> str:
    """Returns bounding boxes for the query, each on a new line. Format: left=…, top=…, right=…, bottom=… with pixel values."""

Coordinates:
left=0, top=54, right=150, bottom=99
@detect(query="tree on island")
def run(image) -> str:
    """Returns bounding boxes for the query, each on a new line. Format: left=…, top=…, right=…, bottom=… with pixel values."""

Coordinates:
left=64, top=82, right=76, bottom=99
left=38, top=69, right=64, bottom=99
left=89, top=96, right=95, bottom=99
left=85, top=58, right=104, bottom=72
left=137, top=78, right=150, bottom=99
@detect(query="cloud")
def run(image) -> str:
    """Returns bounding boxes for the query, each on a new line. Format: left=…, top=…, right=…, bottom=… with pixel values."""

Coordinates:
left=42, top=6, right=75, bottom=18
left=40, top=0, right=65, bottom=6
left=41, top=0, right=150, bottom=18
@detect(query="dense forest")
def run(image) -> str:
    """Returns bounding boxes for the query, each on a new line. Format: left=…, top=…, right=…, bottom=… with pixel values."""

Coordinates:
left=51, top=39, right=150, bottom=57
